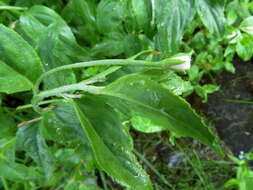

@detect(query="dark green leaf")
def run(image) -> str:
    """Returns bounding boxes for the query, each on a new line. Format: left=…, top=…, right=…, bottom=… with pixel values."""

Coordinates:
left=101, top=74, right=221, bottom=153
left=91, top=32, right=125, bottom=57
left=16, top=123, right=54, bottom=179
left=130, top=0, right=152, bottom=34
left=155, top=0, right=195, bottom=56
left=73, top=96, right=153, bottom=190
left=0, top=110, right=16, bottom=138
left=42, top=101, right=95, bottom=171
left=16, top=5, right=90, bottom=89
left=0, top=24, right=43, bottom=93
left=96, top=0, right=126, bottom=34
left=196, top=0, right=226, bottom=36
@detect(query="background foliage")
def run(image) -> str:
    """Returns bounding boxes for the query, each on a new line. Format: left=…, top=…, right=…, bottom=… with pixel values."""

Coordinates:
left=1, top=0, right=253, bottom=189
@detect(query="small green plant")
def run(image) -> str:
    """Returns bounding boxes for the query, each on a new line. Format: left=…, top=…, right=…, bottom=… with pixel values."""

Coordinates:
left=225, top=152, right=253, bottom=190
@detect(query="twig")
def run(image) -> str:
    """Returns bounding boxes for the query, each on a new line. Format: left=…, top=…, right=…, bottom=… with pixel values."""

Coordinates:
left=17, top=117, right=42, bottom=128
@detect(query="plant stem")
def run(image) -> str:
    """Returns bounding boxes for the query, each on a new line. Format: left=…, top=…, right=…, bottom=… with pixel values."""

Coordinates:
left=224, top=99, right=253, bottom=104
left=0, top=6, right=27, bottom=11
left=33, top=58, right=181, bottom=95
left=99, top=170, right=109, bottom=190
left=1, top=177, right=9, bottom=190
left=16, top=99, right=63, bottom=110
left=32, top=82, right=103, bottom=113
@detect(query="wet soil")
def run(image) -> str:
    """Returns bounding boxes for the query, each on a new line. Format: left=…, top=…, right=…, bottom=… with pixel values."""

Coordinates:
left=203, top=58, right=253, bottom=155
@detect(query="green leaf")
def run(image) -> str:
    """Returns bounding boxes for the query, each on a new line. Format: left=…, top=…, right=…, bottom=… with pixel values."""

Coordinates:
left=155, top=0, right=195, bottom=56
left=91, top=32, right=125, bottom=57
left=0, top=24, right=43, bottom=93
left=16, top=5, right=90, bottom=89
left=196, top=0, right=226, bottom=37
left=96, top=0, right=126, bottom=34
left=0, top=161, right=40, bottom=182
left=240, top=16, right=253, bottom=35
left=101, top=74, right=221, bottom=153
left=42, top=102, right=95, bottom=171
left=0, top=157, right=41, bottom=182
left=71, top=0, right=96, bottom=25
left=236, top=34, right=253, bottom=61
left=0, top=109, right=16, bottom=138
left=130, top=0, right=152, bottom=34
left=16, top=123, right=54, bottom=179
left=0, top=61, right=33, bottom=94
left=194, top=84, right=220, bottom=102
left=0, top=137, right=16, bottom=163
left=73, top=96, right=153, bottom=190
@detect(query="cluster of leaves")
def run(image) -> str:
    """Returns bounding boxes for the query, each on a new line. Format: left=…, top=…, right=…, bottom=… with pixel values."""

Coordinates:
left=225, top=152, right=253, bottom=190
left=0, top=0, right=249, bottom=189
left=180, top=0, right=253, bottom=101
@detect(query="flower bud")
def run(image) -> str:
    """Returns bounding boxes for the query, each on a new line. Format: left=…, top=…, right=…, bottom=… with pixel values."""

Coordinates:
left=169, top=55, right=191, bottom=71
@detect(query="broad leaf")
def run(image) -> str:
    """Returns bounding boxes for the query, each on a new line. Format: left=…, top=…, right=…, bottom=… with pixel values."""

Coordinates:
left=0, top=109, right=16, bottom=138
left=62, top=0, right=99, bottom=46
left=42, top=101, right=95, bottom=171
left=154, top=0, right=195, bottom=56
left=0, top=136, right=41, bottom=182
left=101, top=74, right=221, bottom=153
left=236, top=34, right=253, bottom=61
left=240, top=16, right=253, bottom=35
left=0, top=158, right=41, bottom=182
left=130, top=0, right=152, bottom=34
left=73, top=96, right=153, bottom=190
left=16, top=5, right=90, bottom=89
left=0, top=137, right=16, bottom=163
left=196, top=0, right=226, bottom=36
left=16, top=123, right=54, bottom=179
left=91, top=32, right=125, bottom=57
left=96, top=0, right=126, bottom=34
left=0, top=61, right=33, bottom=94
left=0, top=24, right=43, bottom=93
left=71, top=0, right=96, bottom=25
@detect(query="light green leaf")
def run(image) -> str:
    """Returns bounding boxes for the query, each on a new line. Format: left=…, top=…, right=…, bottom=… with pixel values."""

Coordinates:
left=236, top=34, right=253, bottom=61
left=73, top=96, right=153, bottom=190
left=196, top=0, right=226, bottom=36
left=0, top=24, right=43, bottom=93
left=155, top=0, right=195, bottom=56
left=101, top=74, right=221, bottom=153
left=16, top=123, right=54, bottom=179
left=0, top=157, right=41, bottom=182
left=194, top=84, right=219, bottom=102
left=240, top=16, right=253, bottom=35
left=0, top=61, right=33, bottom=94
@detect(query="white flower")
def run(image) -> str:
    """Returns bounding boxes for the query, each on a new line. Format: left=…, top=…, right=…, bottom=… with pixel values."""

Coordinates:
left=169, top=55, right=191, bottom=71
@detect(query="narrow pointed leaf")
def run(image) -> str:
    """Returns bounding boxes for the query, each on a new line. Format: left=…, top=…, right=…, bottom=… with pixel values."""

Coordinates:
left=101, top=74, right=221, bottom=153
left=73, top=96, right=153, bottom=190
